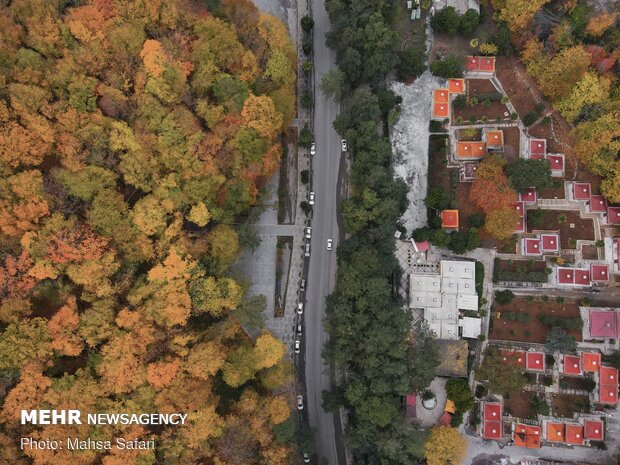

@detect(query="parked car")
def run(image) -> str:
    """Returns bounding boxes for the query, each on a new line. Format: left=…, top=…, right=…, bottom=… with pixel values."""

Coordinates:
left=297, top=302, right=304, bottom=315
left=304, top=243, right=310, bottom=257
left=310, top=142, right=315, bottom=156
left=305, top=226, right=312, bottom=239
left=308, top=191, right=315, bottom=206
left=303, top=452, right=310, bottom=464
left=297, top=395, right=304, bottom=410
left=341, top=139, right=348, bottom=152
left=297, top=324, right=302, bottom=336
left=294, top=339, right=300, bottom=354
left=300, top=278, right=306, bottom=291
left=327, top=238, right=333, bottom=251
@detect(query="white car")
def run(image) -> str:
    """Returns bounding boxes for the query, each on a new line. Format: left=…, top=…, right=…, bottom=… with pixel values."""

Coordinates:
left=341, top=139, right=348, bottom=152
left=294, top=340, right=301, bottom=354
left=297, top=395, right=304, bottom=410
left=303, top=452, right=310, bottom=464
left=297, top=302, right=304, bottom=315
left=305, top=226, right=312, bottom=239
left=297, top=324, right=302, bottom=336
left=310, top=142, right=316, bottom=156
left=308, top=192, right=315, bottom=206
left=304, top=243, right=310, bottom=257
left=327, top=239, right=333, bottom=251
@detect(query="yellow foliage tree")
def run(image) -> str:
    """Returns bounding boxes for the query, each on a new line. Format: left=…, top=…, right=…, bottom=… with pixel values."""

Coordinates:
left=485, top=207, right=520, bottom=240
left=557, top=72, right=611, bottom=122
left=241, top=94, right=283, bottom=141
left=586, top=12, right=619, bottom=37
left=425, top=426, right=467, bottom=465
left=254, top=332, right=285, bottom=370
left=529, top=45, right=591, bottom=101
left=48, top=296, right=84, bottom=356
left=493, top=0, right=551, bottom=32
left=266, top=396, right=290, bottom=424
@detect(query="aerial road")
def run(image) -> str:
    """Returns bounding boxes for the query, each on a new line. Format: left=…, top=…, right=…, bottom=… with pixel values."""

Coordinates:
left=303, top=0, right=346, bottom=464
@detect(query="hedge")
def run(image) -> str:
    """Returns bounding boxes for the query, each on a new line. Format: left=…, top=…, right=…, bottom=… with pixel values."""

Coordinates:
left=496, top=270, right=548, bottom=283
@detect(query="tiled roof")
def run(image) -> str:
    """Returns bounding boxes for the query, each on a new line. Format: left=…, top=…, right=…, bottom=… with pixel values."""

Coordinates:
left=573, top=182, right=592, bottom=200
left=441, top=210, right=459, bottom=229
left=526, top=352, right=545, bottom=371
left=581, top=352, right=601, bottom=372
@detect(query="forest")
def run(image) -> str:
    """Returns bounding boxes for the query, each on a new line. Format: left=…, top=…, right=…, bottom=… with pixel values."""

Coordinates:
left=0, top=0, right=298, bottom=464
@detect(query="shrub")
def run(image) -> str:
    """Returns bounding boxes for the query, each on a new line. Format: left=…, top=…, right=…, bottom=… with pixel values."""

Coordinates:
left=430, top=55, right=462, bottom=78
left=523, top=111, right=538, bottom=126
left=301, top=90, right=313, bottom=109
left=543, top=376, right=553, bottom=387
left=302, top=38, right=313, bottom=55
left=422, top=390, right=435, bottom=401
left=501, top=96, right=510, bottom=104
left=559, top=379, right=569, bottom=389
left=526, top=295, right=534, bottom=302
left=467, top=213, right=485, bottom=228
left=556, top=296, right=564, bottom=304
left=302, top=60, right=313, bottom=75
left=453, top=94, right=467, bottom=109
left=482, top=99, right=491, bottom=108
left=397, top=47, right=427, bottom=80
left=431, top=6, right=460, bottom=35
left=542, top=295, right=549, bottom=302
left=495, top=289, right=515, bottom=305
left=481, top=115, right=488, bottom=123
left=456, top=116, right=463, bottom=124
left=300, top=170, right=309, bottom=184
left=524, top=329, right=532, bottom=337
left=542, top=116, right=551, bottom=124
left=510, top=112, right=518, bottom=120
left=459, top=9, right=480, bottom=36
left=582, top=378, right=596, bottom=393
left=475, top=384, right=487, bottom=398
left=527, top=209, right=546, bottom=229
left=558, top=213, right=567, bottom=223
left=301, top=15, right=314, bottom=32
left=468, top=115, right=476, bottom=123
left=535, top=102, right=545, bottom=114
left=299, top=124, right=312, bottom=148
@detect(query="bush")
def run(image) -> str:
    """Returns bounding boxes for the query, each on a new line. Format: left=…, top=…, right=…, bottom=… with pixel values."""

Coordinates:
left=468, top=213, right=485, bottom=228
left=556, top=296, right=564, bottom=304
left=299, top=124, right=312, bottom=148
left=458, top=9, right=480, bottom=36
left=302, top=60, right=313, bottom=75
left=397, top=47, right=427, bottom=80
left=543, top=376, right=553, bottom=387
left=422, top=390, right=435, bottom=401
left=495, top=289, right=515, bottom=305
left=300, top=169, right=309, bottom=184
left=453, top=94, right=467, bottom=109
left=523, top=111, right=538, bottom=126
left=582, top=377, right=596, bottom=393
left=475, top=384, right=487, bottom=399
left=301, top=90, right=313, bottom=109
left=482, top=99, right=491, bottom=108
left=542, top=116, right=551, bottom=124
left=301, top=15, right=314, bottom=32
left=468, top=115, right=476, bottom=123
left=527, top=208, right=545, bottom=229
left=430, top=55, right=462, bottom=78
left=431, top=6, right=460, bottom=35
left=535, top=102, right=545, bottom=114
left=302, top=38, right=313, bottom=55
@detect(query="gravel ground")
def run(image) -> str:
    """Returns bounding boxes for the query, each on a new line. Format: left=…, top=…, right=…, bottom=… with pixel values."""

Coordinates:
left=391, top=72, right=444, bottom=234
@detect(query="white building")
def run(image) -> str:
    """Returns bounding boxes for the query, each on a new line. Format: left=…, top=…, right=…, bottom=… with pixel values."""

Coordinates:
left=410, top=260, right=479, bottom=339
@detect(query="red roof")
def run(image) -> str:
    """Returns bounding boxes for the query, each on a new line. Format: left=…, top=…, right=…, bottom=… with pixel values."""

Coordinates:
left=519, top=188, right=537, bottom=203
left=514, top=424, right=541, bottom=448
left=599, top=384, right=618, bottom=404
left=529, top=139, right=546, bottom=156
left=584, top=419, right=604, bottom=440
left=465, top=56, right=496, bottom=73
left=589, top=195, right=607, bottom=213
left=591, top=264, right=609, bottom=282
left=575, top=269, right=591, bottom=286
left=608, top=207, right=620, bottom=224
left=526, top=352, right=545, bottom=371
left=515, top=215, right=525, bottom=233
left=546, top=422, right=565, bottom=442
left=557, top=268, right=574, bottom=284
left=484, top=420, right=502, bottom=439
left=456, top=141, right=487, bottom=159
left=589, top=311, right=617, bottom=338
left=433, top=102, right=450, bottom=119
left=546, top=154, right=564, bottom=173
left=566, top=424, right=584, bottom=445
left=563, top=355, right=581, bottom=375
left=600, top=366, right=619, bottom=386
left=573, top=182, right=592, bottom=200
left=541, top=234, right=559, bottom=252
left=500, top=350, right=526, bottom=369
left=406, top=394, right=417, bottom=407
left=448, top=78, right=465, bottom=94
left=524, top=238, right=541, bottom=255
left=413, top=240, right=430, bottom=252
left=484, top=402, right=502, bottom=421
left=434, top=88, right=449, bottom=103
left=486, top=130, right=504, bottom=148
left=515, top=202, right=524, bottom=216
left=530, top=153, right=544, bottom=160
left=441, top=210, right=459, bottom=229
left=582, top=352, right=601, bottom=372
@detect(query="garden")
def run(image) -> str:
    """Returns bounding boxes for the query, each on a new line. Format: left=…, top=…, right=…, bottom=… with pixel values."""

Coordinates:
left=492, top=258, right=549, bottom=284
left=490, top=297, right=583, bottom=343
left=526, top=210, right=595, bottom=249
left=503, top=390, right=542, bottom=420
left=452, top=79, right=511, bottom=125
left=551, top=393, right=590, bottom=418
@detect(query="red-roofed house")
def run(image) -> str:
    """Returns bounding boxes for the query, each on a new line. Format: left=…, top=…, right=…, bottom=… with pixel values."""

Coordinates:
left=526, top=352, right=545, bottom=371
left=515, top=215, right=525, bottom=233
left=432, top=89, right=450, bottom=120
left=607, top=207, right=620, bottom=225
left=582, top=352, right=601, bottom=372
left=514, top=424, right=541, bottom=449
left=515, top=202, right=524, bottom=216
left=557, top=268, right=575, bottom=285
left=599, top=384, right=618, bottom=404
left=456, top=141, right=487, bottom=159
left=466, top=56, right=496, bottom=74
left=500, top=350, right=526, bottom=369
left=566, top=424, right=584, bottom=446
left=482, top=402, right=503, bottom=440
left=541, top=233, right=559, bottom=253
left=529, top=139, right=546, bottom=157
left=589, top=311, right=617, bottom=338
left=563, top=355, right=582, bottom=376
left=575, top=269, right=591, bottom=286
left=589, top=195, right=607, bottom=213
left=546, top=422, right=565, bottom=443
left=546, top=154, right=565, bottom=177
left=524, top=238, right=541, bottom=255
left=591, top=264, right=609, bottom=283
left=600, top=366, right=619, bottom=385
left=573, top=182, right=592, bottom=201
left=441, top=210, right=459, bottom=229
left=584, top=419, right=604, bottom=441
left=485, top=130, right=504, bottom=149
left=448, top=78, right=465, bottom=94
left=519, top=188, right=537, bottom=204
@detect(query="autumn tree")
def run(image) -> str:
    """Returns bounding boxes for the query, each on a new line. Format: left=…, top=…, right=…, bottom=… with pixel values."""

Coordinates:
left=485, top=207, right=519, bottom=240
left=469, top=154, right=517, bottom=214
left=424, top=426, right=467, bottom=465
left=557, top=72, right=611, bottom=123
left=48, top=296, right=84, bottom=356
left=476, top=347, right=527, bottom=394
left=586, top=12, right=618, bottom=37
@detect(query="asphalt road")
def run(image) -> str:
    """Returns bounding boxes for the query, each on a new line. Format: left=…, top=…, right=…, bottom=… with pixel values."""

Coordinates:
left=303, top=1, right=345, bottom=464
